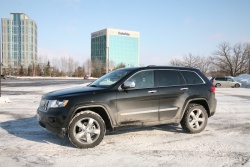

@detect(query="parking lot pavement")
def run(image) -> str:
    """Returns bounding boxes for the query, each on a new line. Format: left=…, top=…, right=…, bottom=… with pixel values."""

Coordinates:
left=0, top=79, right=249, bottom=167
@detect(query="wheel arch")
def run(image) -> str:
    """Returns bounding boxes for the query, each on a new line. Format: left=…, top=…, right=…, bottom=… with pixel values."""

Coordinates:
left=181, top=98, right=211, bottom=118
left=69, top=105, right=114, bottom=131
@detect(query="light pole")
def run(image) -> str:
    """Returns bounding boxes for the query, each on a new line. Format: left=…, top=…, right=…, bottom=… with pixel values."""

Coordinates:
left=248, top=50, right=250, bottom=74
left=106, top=47, right=109, bottom=73
left=0, top=31, right=2, bottom=97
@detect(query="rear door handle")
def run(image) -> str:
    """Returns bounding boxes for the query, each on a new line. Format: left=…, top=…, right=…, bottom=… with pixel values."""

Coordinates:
left=148, top=90, right=157, bottom=93
left=180, top=88, right=188, bottom=90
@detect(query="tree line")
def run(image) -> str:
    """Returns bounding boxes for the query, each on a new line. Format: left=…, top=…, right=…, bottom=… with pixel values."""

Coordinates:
left=3, top=42, right=250, bottom=78
left=9, top=56, right=127, bottom=78
left=170, top=42, right=250, bottom=77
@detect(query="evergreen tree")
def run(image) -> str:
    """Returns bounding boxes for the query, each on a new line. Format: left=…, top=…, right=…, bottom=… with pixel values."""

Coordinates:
left=19, top=66, right=24, bottom=76
left=45, top=61, right=51, bottom=76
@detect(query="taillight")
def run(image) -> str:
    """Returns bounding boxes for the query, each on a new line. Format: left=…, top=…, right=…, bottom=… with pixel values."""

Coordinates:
left=211, top=86, right=216, bottom=93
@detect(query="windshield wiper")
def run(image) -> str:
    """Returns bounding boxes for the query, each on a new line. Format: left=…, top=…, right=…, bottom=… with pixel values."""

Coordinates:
left=89, top=85, right=98, bottom=87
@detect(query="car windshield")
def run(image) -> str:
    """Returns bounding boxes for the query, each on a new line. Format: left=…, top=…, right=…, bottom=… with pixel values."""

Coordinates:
left=89, top=68, right=133, bottom=88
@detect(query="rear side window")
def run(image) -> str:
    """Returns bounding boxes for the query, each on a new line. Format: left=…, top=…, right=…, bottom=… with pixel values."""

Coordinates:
left=157, top=70, right=183, bottom=87
left=181, top=71, right=204, bottom=85
left=216, top=77, right=225, bottom=81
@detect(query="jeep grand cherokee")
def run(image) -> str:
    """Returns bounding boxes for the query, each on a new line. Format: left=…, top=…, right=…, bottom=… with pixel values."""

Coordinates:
left=37, top=66, right=217, bottom=148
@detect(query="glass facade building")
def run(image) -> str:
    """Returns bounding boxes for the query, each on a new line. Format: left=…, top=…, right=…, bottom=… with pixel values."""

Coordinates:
left=91, top=28, right=140, bottom=73
left=1, top=13, right=37, bottom=74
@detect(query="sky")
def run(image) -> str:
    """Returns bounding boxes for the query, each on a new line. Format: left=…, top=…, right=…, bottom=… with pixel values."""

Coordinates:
left=1, top=0, right=250, bottom=66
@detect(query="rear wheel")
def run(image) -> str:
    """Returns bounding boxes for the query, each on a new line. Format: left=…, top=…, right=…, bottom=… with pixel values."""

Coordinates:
left=68, top=111, right=105, bottom=149
left=215, top=83, right=221, bottom=87
left=235, top=84, right=240, bottom=88
left=181, top=103, right=208, bottom=133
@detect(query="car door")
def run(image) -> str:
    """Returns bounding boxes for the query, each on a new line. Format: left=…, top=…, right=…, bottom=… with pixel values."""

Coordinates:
left=116, top=70, right=159, bottom=125
left=227, top=78, right=234, bottom=87
left=156, top=70, right=187, bottom=121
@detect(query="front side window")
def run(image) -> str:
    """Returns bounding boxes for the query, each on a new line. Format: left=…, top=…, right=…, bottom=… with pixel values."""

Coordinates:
left=128, top=70, right=154, bottom=89
left=157, top=70, right=183, bottom=87
left=181, top=71, right=204, bottom=85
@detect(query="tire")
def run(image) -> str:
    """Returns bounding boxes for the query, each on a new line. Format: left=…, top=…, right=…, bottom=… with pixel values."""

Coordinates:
left=181, top=103, right=208, bottom=133
left=235, top=84, right=240, bottom=88
left=68, top=110, right=106, bottom=149
left=215, top=83, right=221, bottom=87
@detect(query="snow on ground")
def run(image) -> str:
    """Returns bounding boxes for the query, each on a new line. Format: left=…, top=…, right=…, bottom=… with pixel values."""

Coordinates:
left=0, top=79, right=250, bottom=167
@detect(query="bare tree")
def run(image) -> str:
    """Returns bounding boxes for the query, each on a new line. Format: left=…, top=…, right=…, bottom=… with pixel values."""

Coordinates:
left=92, top=59, right=104, bottom=77
left=67, top=56, right=75, bottom=77
left=169, top=58, right=183, bottom=66
left=170, top=53, right=212, bottom=74
left=115, top=63, right=126, bottom=69
left=183, top=53, right=200, bottom=68
left=59, top=56, right=68, bottom=76
left=212, top=42, right=249, bottom=76
left=85, top=59, right=92, bottom=76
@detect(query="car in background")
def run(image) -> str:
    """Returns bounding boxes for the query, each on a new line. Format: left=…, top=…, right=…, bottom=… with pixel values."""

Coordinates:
left=84, top=74, right=91, bottom=79
left=1, top=75, right=6, bottom=79
left=210, top=77, right=241, bottom=88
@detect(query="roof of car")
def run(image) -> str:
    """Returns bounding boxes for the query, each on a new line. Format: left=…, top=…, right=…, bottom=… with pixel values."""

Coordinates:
left=120, top=66, right=198, bottom=71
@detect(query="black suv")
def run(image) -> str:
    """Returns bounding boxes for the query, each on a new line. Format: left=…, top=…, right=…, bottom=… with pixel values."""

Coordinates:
left=37, top=66, right=216, bottom=148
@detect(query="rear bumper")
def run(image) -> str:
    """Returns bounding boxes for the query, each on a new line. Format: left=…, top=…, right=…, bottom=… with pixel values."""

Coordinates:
left=209, top=97, right=217, bottom=117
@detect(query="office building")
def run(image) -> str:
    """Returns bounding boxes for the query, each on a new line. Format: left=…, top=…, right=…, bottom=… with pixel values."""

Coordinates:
left=1, top=13, right=37, bottom=74
left=91, top=28, right=140, bottom=73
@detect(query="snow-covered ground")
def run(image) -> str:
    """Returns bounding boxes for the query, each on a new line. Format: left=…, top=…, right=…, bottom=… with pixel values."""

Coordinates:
left=0, top=79, right=250, bottom=167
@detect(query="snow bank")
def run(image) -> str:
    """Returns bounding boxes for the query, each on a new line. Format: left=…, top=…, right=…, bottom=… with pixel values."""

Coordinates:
left=233, top=74, right=250, bottom=88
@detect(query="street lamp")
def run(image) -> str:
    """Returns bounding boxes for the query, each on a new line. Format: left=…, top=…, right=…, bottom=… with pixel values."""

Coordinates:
left=248, top=50, right=250, bottom=74
left=106, top=47, right=109, bottom=73
left=0, top=31, right=2, bottom=97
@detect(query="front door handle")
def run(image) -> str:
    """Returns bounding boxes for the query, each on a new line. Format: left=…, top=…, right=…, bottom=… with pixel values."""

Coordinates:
left=180, top=88, right=188, bottom=91
left=148, top=90, right=157, bottom=93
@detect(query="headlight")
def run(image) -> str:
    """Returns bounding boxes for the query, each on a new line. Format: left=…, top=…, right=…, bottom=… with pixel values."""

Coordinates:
left=50, top=100, right=69, bottom=108
left=39, top=99, right=69, bottom=111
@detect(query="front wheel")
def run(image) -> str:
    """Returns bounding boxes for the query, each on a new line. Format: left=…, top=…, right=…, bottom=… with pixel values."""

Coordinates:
left=181, top=103, right=208, bottom=133
left=68, top=111, right=105, bottom=149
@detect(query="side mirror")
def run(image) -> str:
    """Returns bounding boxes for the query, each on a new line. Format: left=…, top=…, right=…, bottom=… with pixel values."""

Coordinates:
left=122, top=80, right=135, bottom=89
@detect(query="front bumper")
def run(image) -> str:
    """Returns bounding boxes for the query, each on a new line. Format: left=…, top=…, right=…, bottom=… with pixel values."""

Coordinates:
left=37, top=108, right=67, bottom=137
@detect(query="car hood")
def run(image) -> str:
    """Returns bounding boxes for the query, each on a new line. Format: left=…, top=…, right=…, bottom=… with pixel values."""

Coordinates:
left=43, top=86, right=106, bottom=99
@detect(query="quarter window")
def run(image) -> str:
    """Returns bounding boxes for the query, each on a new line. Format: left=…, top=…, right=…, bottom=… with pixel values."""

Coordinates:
left=181, top=71, right=204, bottom=85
